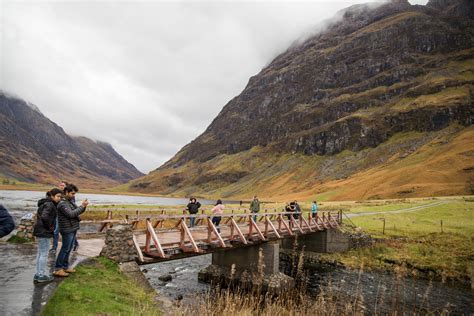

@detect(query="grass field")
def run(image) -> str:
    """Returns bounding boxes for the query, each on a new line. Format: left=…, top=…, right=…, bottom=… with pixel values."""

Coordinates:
left=41, top=257, right=159, bottom=315
left=323, top=198, right=474, bottom=282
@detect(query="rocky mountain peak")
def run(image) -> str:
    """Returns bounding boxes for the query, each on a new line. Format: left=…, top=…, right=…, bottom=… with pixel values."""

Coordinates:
left=427, top=0, right=474, bottom=17
left=128, top=0, right=473, bottom=200
left=0, top=93, right=143, bottom=187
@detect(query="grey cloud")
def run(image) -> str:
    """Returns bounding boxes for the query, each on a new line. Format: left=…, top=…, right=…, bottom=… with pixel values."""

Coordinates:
left=1, top=0, right=428, bottom=173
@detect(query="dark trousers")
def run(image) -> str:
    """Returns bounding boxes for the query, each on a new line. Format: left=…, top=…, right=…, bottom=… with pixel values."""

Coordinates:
left=212, top=216, right=222, bottom=233
left=55, top=231, right=77, bottom=270
left=52, top=217, right=78, bottom=250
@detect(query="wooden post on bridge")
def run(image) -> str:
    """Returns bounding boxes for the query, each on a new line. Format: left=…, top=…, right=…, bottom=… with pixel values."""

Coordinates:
left=179, top=219, right=201, bottom=253
left=278, top=214, right=293, bottom=236
left=145, top=219, right=165, bottom=258
left=99, top=210, right=113, bottom=232
left=207, top=218, right=226, bottom=247
left=265, top=215, right=281, bottom=238
left=229, top=217, right=247, bottom=244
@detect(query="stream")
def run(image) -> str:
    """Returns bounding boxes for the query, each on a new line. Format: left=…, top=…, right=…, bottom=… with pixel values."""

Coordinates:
left=0, top=190, right=472, bottom=315
left=142, top=254, right=473, bottom=314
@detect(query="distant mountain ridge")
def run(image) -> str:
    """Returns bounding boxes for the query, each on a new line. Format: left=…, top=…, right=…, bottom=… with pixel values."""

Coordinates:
left=126, top=0, right=473, bottom=200
left=0, top=92, right=143, bottom=188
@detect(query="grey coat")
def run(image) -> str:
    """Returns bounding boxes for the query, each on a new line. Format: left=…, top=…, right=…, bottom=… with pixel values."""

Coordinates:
left=57, top=198, right=86, bottom=234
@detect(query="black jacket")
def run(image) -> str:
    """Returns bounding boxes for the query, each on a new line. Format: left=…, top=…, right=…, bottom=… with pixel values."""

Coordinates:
left=57, top=198, right=86, bottom=234
left=187, top=202, right=201, bottom=214
left=33, top=198, right=57, bottom=238
left=0, top=204, right=15, bottom=238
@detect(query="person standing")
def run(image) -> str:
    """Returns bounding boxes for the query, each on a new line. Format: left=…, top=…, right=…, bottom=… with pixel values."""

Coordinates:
left=0, top=204, right=15, bottom=238
left=286, top=202, right=296, bottom=229
left=250, top=195, right=260, bottom=222
left=211, top=199, right=224, bottom=233
left=311, top=200, right=318, bottom=218
left=51, top=181, right=67, bottom=253
left=33, top=188, right=62, bottom=283
left=53, top=184, right=88, bottom=277
left=294, top=200, right=301, bottom=220
left=186, top=197, right=201, bottom=228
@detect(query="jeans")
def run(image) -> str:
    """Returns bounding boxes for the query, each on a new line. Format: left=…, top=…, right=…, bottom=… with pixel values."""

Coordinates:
left=252, top=212, right=258, bottom=223
left=55, top=231, right=77, bottom=270
left=53, top=218, right=78, bottom=251
left=312, top=212, right=317, bottom=218
left=189, top=216, right=196, bottom=228
left=35, top=238, right=51, bottom=277
left=52, top=217, right=59, bottom=250
left=212, top=216, right=221, bottom=233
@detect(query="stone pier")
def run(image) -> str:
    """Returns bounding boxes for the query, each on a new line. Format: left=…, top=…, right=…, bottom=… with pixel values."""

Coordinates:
left=198, top=241, right=294, bottom=293
left=280, top=229, right=350, bottom=253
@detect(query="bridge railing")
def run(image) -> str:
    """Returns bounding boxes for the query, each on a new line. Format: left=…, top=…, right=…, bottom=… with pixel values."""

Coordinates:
left=126, top=211, right=342, bottom=261
left=81, top=208, right=343, bottom=233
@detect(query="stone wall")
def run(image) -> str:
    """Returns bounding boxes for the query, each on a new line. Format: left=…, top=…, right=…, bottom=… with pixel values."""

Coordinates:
left=16, top=216, right=35, bottom=241
left=100, top=224, right=138, bottom=263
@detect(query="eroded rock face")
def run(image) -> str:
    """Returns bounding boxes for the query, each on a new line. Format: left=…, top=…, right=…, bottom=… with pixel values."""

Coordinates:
left=158, top=1, right=473, bottom=169
left=128, top=1, right=473, bottom=198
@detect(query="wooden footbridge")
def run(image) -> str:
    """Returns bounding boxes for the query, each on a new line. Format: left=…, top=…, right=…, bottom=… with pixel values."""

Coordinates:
left=82, top=209, right=343, bottom=264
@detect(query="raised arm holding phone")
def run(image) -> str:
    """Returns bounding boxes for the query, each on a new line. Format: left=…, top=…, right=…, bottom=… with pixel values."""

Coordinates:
left=53, top=184, right=88, bottom=277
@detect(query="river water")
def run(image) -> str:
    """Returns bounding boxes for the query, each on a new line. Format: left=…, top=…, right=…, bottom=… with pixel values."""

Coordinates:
left=142, top=254, right=473, bottom=314
left=1, top=190, right=472, bottom=314
left=0, top=189, right=227, bottom=222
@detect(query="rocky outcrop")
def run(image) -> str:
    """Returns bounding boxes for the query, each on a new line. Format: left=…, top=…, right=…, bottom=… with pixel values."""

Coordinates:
left=129, top=0, right=473, bottom=199
left=157, top=1, right=473, bottom=168
left=0, top=92, right=143, bottom=187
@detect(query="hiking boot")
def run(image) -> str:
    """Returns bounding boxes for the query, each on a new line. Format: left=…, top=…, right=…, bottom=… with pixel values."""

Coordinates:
left=64, top=268, right=76, bottom=273
left=53, top=269, right=70, bottom=277
left=34, top=275, right=54, bottom=284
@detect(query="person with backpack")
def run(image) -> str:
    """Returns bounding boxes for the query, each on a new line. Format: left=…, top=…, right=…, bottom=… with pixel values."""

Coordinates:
left=186, top=197, right=201, bottom=228
left=250, top=195, right=260, bottom=222
left=0, top=204, right=15, bottom=238
left=53, top=184, right=88, bottom=277
left=50, top=181, right=67, bottom=253
left=211, top=199, right=224, bottom=233
left=33, top=188, right=62, bottom=283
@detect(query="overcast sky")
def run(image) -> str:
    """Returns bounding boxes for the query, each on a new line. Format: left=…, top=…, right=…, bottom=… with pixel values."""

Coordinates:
left=1, top=0, right=428, bottom=173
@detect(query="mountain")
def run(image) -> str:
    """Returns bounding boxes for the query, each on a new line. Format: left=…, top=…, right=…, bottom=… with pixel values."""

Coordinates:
left=127, top=0, right=473, bottom=201
left=0, top=92, right=143, bottom=188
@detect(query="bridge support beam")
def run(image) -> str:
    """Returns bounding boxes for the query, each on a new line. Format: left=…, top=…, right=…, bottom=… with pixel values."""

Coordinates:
left=280, top=229, right=350, bottom=253
left=198, top=241, right=294, bottom=293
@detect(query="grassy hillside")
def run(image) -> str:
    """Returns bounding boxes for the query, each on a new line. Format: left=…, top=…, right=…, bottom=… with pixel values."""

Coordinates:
left=126, top=124, right=473, bottom=201
left=124, top=3, right=473, bottom=200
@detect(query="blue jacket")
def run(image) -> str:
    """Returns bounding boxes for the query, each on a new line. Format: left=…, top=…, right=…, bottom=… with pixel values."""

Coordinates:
left=0, top=204, right=15, bottom=238
left=311, top=202, right=318, bottom=213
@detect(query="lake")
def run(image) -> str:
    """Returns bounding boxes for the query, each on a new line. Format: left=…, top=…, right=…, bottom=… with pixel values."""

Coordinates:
left=0, top=189, right=231, bottom=221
